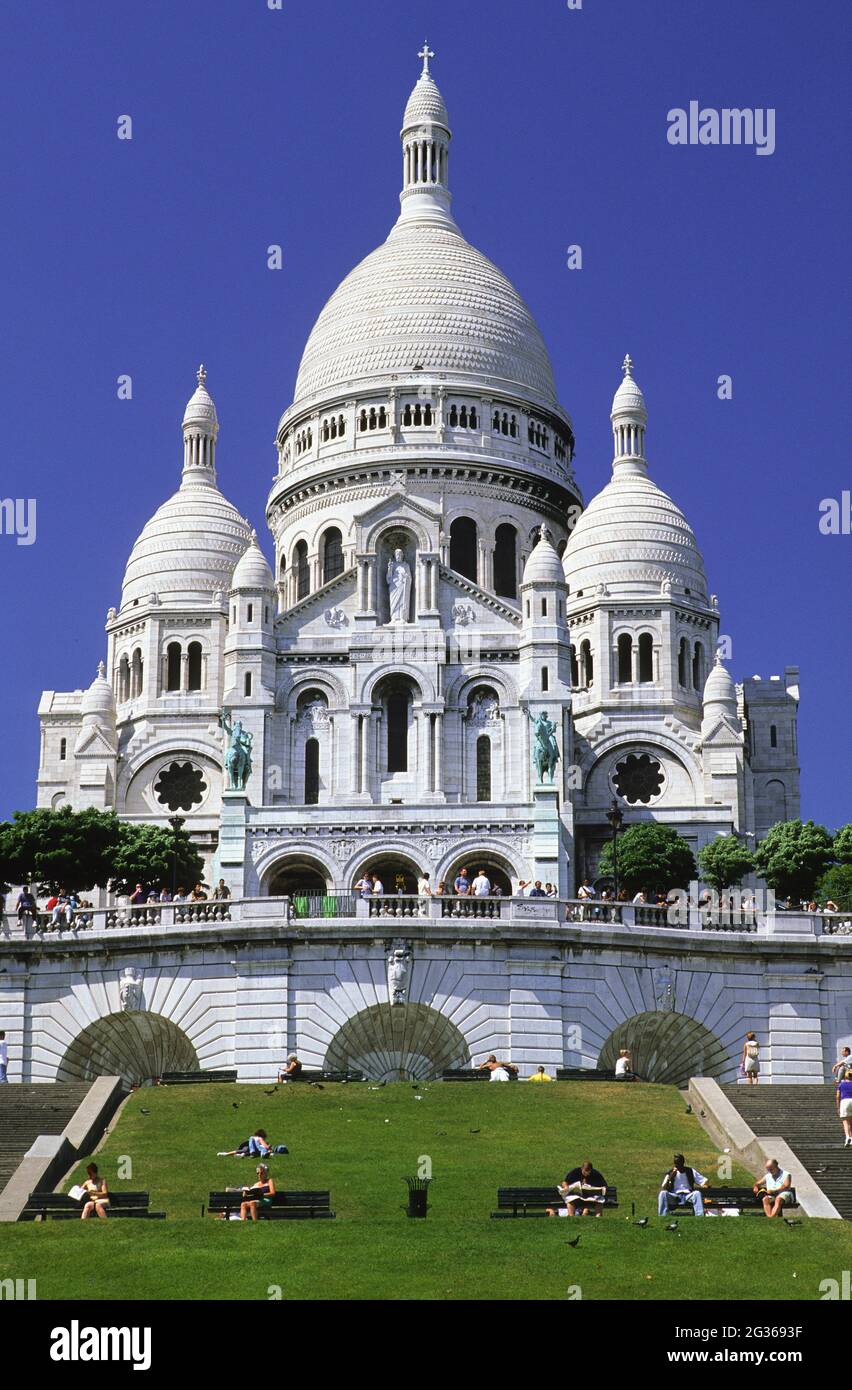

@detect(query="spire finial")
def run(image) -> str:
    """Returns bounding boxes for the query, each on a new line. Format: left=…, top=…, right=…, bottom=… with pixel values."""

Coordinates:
left=97, top=660, right=106, bottom=679
left=622, top=353, right=634, bottom=378
left=197, top=363, right=207, bottom=389
left=418, top=40, right=435, bottom=75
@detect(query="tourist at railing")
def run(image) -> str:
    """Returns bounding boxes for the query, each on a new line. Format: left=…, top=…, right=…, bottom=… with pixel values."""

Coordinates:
left=16, top=885, right=37, bottom=926
left=417, top=872, right=432, bottom=896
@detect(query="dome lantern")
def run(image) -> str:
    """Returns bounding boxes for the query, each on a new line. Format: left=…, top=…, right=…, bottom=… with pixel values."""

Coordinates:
left=397, top=43, right=454, bottom=230
left=611, top=354, right=648, bottom=476
left=182, top=364, right=219, bottom=486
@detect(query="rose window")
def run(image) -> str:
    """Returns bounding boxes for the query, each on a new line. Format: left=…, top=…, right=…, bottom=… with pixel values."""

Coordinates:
left=154, top=761, right=207, bottom=812
left=612, top=753, right=664, bottom=805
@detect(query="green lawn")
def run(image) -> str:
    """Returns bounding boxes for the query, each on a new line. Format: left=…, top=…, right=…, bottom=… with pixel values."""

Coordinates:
left=0, top=1081, right=847, bottom=1300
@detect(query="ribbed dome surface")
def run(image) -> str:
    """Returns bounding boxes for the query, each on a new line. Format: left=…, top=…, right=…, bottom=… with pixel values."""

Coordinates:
left=80, top=665, right=115, bottom=719
left=563, top=472, right=707, bottom=597
left=403, top=73, right=449, bottom=129
left=522, top=530, right=565, bottom=586
left=121, top=479, right=251, bottom=610
left=231, top=531, right=274, bottom=592
left=293, top=222, right=558, bottom=406
left=703, top=657, right=737, bottom=709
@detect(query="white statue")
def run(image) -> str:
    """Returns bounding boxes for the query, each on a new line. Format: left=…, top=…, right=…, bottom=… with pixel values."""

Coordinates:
left=119, top=967, right=143, bottom=1013
left=386, top=548, right=412, bottom=624
left=387, top=941, right=411, bottom=1006
left=653, top=967, right=675, bottom=1012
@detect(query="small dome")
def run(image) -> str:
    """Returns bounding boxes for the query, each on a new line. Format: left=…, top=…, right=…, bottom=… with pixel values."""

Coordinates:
left=231, top=530, right=274, bottom=592
left=612, top=358, right=647, bottom=418
left=403, top=73, right=449, bottom=130
left=182, top=365, right=218, bottom=432
left=121, top=478, right=251, bottom=610
left=522, top=526, right=565, bottom=587
left=703, top=654, right=737, bottom=711
left=80, top=662, right=115, bottom=721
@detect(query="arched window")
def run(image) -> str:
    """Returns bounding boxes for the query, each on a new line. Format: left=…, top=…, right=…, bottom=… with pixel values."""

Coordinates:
left=304, top=738, right=319, bottom=805
left=166, top=642, right=182, bottom=692
left=765, top=779, right=786, bottom=823
left=638, top=633, right=654, bottom=683
left=118, top=654, right=130, bottom=702
left=244, top=671, right=252, bottom=697
left=470, top=407, right=478, bottom=428
left=294, top=541, right=309, bottom=600
left=580, top=638, right=593, bottom=687
left=541, top=666, right=549, bottom=692
left=187, top=641, right=202, bottom=692
left=449, top=405, right=459, bottom=426
left=60, top=737, right=66, bottom=761
left=322, top=528, right=344, bottom=584
left=247, top=603, right=254, bottom=624
left=678, top=637, right=689, bottom=688
left=450, top=516, right=478, bottom=582
left=770, top=724, right=778, bottom=749
left=617, top=633, right=633, bottom=684
left=692, top=642, right=704, bottom=691
left=476, top=735, right=492, bottom=802
left=387, top=690, right=410, bottom=772
left=494, top=523, right=517, bottom=599
left=359, top=409, right=368, bottom=431
left=131, top=648, right=143, bottom=698
left=570, top=644, right=579, bottom=687
left=403, top=404, right=412, bottom=426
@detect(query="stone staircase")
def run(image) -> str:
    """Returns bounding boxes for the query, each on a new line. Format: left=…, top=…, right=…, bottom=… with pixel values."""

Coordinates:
left=0, top=1084, right=91, bottom=1189
left=722, top=1084, right=852, bottom=1220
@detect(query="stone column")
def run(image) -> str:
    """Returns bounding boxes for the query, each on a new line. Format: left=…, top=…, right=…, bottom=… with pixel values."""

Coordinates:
left=180, top=651, right=189, bottom=692
left=434, top=712, right=444, bottom=792
left=0, top=969, right=29, bottom=1082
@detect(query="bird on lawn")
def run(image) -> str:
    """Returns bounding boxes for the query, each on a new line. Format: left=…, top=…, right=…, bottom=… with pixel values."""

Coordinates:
left=469, top=1128, right=481, bottom=1134
left=566, top=1236, right=581, bottom=1248
left=310, top=1082, right=324, bottom=1090
left=784, top=1218, right=802, bottom=1227
left=665, top=1221, right=679, bottom=1231
left=684, top=1105, right=692, bottom=1114
left=140, top=1108, right=150, bottom=1115
left=263, top=1088, right=278, bottom=1096
left=634, top=1218, right=649, bottom=1227
left=231, top=1101, right=240, bottom=1109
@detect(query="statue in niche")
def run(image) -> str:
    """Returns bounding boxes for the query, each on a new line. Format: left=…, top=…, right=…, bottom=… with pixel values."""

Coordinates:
left=387, top=940, right=412, bottom=1006
left=386, top=548, right=412, bottom=624
left=119, top=967, right=143, bottom=1012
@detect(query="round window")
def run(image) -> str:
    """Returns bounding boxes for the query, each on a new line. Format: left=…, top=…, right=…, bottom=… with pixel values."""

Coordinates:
left=154, top=761, right=207, bottom=812
left=612, top=753, right=665, bottom=805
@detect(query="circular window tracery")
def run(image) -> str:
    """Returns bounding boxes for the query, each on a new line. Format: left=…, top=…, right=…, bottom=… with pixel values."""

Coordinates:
left=612, top=752, right=665, bottom=805
left=153, top=761, right=207, bottom=812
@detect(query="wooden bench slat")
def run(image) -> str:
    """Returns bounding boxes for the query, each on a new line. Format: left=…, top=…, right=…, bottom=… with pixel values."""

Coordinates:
left=493, top=1185, right=619, bottom=1217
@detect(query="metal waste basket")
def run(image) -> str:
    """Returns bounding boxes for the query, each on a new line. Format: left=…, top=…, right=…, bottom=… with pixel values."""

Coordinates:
left=404, top=1175, right=432, bottom=1218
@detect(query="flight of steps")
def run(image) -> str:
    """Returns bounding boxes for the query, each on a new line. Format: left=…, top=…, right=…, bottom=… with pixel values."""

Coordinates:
left=0, top=1083, right=91, bottom=1190
left=721, top=1084, right=852, bottom=1220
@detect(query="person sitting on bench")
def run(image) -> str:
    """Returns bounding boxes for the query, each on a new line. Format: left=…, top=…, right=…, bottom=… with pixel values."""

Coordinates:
left=547, top=1159, right=609, bottom=1216
left=80, top=1163, right=110, bottom=1220
left=658, top=1154, right=709, bottom=1217
left=615, top=1049, right=639, bottom=1081
left=240, top=1164, right=276, bottom=1221
left=278, top=1054, right=302, bottom=1082
left=754, top=1158, right=793, bottom=1218
left=478, top=1054, right=518, bottom=1081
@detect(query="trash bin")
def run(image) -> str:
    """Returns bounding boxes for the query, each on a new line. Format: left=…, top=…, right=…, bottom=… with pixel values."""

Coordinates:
left=404, top=1176, right=431, bottom=1218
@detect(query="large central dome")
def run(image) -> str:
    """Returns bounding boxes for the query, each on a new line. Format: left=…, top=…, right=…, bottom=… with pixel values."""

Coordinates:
left=291, top=61, right=558, bottom=411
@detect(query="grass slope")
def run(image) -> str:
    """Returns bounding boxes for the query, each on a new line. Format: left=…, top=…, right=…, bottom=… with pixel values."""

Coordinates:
left=0, top=1082, right=846, bottom=1301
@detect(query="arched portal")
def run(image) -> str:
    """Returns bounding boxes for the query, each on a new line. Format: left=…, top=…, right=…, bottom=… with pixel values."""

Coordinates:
left=598, top=1010, right=732, bottom=1087
left=267, top=856, right=330, bottom=897
left=352, top=851, right=422, bottom=895
left=325, top=1003, right=470, bottom=1080
left=442, top=853, right=514, bottom=896
left=57, top=1012, right=199, bottom=1088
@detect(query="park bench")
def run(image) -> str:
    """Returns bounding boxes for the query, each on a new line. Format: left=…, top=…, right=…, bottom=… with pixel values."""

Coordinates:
left=694, top=1185, right=798, bottom=1214
left=205, top=1189, right=335, bottom=1220
left=21, top=1191, right=165, bottom=1220
left=442, top=1068, right=518, bottom=1081
left=161, top=1070, right=237, bottom=1084
left=555, top=1068, right=618, bottom=1081
left=492, top=1185, right=620, bottom=1218
left=288, top=1069, right=365, bottom=1083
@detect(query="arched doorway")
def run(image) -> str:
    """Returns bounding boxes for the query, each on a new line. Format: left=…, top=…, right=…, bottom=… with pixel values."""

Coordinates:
left=267, top=857, right=330, bottom=897
left=57, top=1012, right=199, bottom=1088
left=443, top=854, right=514, bottom=896
left=352, top=852, right=421, bottom=895
left=598, top=1010, right=732, bottom=1087
left=325, top=1003, right=469, bottom=1080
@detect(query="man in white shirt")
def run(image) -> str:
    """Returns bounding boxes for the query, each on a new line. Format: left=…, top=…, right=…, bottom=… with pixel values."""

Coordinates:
left=658, top=1154, right=709, bottom=1216
left=632, top=891, right=646, bottom=905
left=472, top=870, right=491, bottom=897
left=757, top=1158, right=793, bottom=1218
left=0, top=1031, right=8, bottom=1083
left=417, top=873, right=432, bottom=897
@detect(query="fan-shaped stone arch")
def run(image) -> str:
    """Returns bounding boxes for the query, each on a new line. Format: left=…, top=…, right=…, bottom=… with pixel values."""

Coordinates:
left=57, top=1012, right=199, bottom=1088
left=598, top=1010, right=732, bottom=1087
left=324, top=1003, right=470, bottom=1080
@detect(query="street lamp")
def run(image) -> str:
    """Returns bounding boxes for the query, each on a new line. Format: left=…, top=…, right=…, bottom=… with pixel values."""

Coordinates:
left=606, top=798, right=624, bottom=901
left=168, top=815, right=185, bottom=897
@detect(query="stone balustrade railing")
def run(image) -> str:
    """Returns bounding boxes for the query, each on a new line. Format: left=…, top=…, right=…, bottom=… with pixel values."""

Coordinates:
left=0, top=898, right=849, bottom=941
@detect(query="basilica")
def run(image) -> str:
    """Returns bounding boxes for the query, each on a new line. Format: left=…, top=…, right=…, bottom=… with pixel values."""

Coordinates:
left=36, top=54, right=801, bottom=903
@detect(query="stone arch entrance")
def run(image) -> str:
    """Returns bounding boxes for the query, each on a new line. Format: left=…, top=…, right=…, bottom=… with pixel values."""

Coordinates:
left=57, top=1012, right=199, bottom=1088
left=266, top=855, right=330, bottom=897
left=325, top=1003, right=469, bottom=1080
left=442, top=852, right=515, bottom=896
left=353, top=851, right=422, bottom=895
left=598, top=1010, right=732, bottom=1087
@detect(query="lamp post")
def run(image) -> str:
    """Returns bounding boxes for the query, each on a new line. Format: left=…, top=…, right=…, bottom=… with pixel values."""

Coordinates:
left=606, top=798, right=624, bottom=901
left=168, top=815, right=185, bottom=897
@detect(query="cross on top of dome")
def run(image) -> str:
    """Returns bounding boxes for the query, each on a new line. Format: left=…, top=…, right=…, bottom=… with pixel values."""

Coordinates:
left=622, top=353, right=634, bottom=378
left=418, top=41, right=435, bottom=75
left=197, top=363, right=207, bottom=388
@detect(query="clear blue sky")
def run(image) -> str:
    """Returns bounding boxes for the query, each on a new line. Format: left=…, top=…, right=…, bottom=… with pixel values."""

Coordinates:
left=0, top=0, right=848, bottom=827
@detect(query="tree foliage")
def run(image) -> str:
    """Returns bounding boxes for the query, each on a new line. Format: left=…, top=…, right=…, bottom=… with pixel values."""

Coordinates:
left=110, top=821, right=204, bottom=896
left=753, top=819, right=834, bottom=902
left=0, top=807, right=124, bottom=894
left=815, top=865, right=852, bottom=912
left=598, top=822, right=696, bottom=895
left=832, top=824, right=852, bottom=865
left=698, top=835, right=755, bottom=891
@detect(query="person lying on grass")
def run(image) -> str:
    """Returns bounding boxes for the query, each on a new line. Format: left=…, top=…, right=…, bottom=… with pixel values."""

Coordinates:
left=218, top=1128, right=272, bottom=1158
left=240, top=1164, right=276, bottom=1222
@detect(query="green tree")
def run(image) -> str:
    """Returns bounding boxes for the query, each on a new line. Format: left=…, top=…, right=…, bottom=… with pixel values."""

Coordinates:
left=0, top=807, right=123, bottom=894
left=698, top=835, right=755, bottom=891
left=816, top=864, right=852, bottom=912
left=598, top=822, right=696, bottom=896
left=753, top=819, right=834, bottom=902
left=110, top=820, right=204, bottom=896
left=832, top=824, right=852, bottom=865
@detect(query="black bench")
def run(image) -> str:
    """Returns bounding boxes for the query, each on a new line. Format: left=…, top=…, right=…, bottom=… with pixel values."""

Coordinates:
left=555, top=1068, right=618, bottom=1081
left=492, top=1185, right=619, bottom=1218
left=287, top=1070, right=365, bottom=1083
left=696, top=1186, right=798, bottom=1213
left=21, top=1191, right=165, bottom=1220
left=442, top=1068, right=518, bottom=1081
left=161, top=1070, right=237, bottom=1084
left=205, top=1189, right=335, bottom=1220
